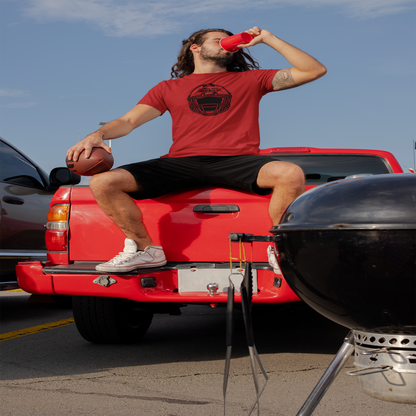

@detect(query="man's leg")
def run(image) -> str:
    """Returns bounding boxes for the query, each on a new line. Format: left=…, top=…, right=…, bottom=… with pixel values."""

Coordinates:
left=89, top=168, right=154, bottom=250
left=256, top=161, right=305, bottom=225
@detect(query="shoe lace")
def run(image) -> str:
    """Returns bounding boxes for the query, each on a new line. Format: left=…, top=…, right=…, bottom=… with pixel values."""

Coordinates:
left=107, top=250, right=143, bottom=265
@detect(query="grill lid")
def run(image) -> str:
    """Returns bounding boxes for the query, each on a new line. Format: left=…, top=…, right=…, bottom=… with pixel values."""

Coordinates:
left=272, top=174, right=416, bottom=232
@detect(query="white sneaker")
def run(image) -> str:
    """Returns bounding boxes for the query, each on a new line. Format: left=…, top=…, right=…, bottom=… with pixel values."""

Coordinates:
left=267, top=245, right=282, bottom=275
left=96, top=238, right=167, bottom=272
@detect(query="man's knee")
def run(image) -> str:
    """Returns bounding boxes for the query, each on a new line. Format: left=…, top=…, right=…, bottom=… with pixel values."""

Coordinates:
left=89, top=169, right=142, bottom=195
left=284, top=163, right=305, bottom=186
left=258, top=161, right=305, bottom=189
left=89, top=171, right=115, bottom=195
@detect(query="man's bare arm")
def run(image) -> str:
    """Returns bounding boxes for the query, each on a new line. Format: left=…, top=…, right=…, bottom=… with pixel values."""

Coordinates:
left=67, top=104, right=162, bottom=161
left=243, top=27, right=327, bottom=91
left=271, top=68, right=297, bottom=91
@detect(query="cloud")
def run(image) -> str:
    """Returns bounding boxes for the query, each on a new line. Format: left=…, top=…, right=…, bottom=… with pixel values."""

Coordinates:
left=0, top=89, right=29, bottom=97
left=292, top=0, right=416, bottom=18
left=22, top=0, right=415, bottom=37
left=23, top=0, right=183, bottom=36
left=5, top=102, right=38, bottom=108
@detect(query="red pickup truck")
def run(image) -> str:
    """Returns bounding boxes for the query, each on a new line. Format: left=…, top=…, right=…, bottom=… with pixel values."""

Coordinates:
left=16, top=147, right=405, bottom=343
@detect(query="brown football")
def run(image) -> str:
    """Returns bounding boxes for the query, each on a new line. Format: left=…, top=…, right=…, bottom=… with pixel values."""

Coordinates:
left=66, top=147, right=114, bottom=176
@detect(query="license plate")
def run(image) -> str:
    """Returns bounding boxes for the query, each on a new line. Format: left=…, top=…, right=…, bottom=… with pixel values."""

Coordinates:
left=178, top=266, right=257, bottom=293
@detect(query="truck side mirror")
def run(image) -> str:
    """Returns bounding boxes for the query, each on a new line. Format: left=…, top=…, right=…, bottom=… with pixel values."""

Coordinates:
left=48, top=167, right=81, bottom=190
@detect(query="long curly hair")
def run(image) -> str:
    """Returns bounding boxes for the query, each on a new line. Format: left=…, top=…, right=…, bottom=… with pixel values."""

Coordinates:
left=170, top=29, right=260, bottom=79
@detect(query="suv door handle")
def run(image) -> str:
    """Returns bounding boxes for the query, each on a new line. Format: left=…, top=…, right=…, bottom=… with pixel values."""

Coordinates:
left=2, top=196, right=24, bottom=205
left=193, top=204, right=240, bottom=213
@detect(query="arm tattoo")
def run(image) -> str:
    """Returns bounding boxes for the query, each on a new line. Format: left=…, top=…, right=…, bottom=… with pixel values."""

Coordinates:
left=272, top=68, right=297, bottom=91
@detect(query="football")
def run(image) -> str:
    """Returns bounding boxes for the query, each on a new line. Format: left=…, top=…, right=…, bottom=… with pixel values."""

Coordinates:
left=66, top=147, right=114, bottom=176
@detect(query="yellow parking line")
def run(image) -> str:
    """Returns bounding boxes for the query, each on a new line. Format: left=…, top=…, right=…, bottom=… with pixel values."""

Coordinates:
left=0, top=318, right=75, bottom=342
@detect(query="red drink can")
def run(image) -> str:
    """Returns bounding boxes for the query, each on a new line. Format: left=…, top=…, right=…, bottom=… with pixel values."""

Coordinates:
left=219, top=32, right=254, bottom=52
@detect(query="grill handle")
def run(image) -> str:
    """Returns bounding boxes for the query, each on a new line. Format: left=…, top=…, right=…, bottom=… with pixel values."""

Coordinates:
left=228, top=232, right=277, bottom=242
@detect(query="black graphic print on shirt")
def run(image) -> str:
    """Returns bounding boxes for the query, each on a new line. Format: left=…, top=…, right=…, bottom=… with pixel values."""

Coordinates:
left=187, top=83, right=232, bottom=116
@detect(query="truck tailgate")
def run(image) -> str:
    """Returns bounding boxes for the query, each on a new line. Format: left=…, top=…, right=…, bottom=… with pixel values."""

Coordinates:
left=68, top=186, right=273, bottom=262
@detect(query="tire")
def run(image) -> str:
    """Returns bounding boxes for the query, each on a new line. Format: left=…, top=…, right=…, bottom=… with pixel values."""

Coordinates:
left=72, top=296, right=153, bottom=344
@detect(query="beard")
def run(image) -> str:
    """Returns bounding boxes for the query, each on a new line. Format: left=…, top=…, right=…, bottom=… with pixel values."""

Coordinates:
left=199, top=45, right=234, bottom=67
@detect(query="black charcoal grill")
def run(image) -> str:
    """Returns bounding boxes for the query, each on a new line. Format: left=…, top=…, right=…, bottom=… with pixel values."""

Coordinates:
left=230, top=173, right=416, bottom=413
left=273, top=173, right=416, bottom=409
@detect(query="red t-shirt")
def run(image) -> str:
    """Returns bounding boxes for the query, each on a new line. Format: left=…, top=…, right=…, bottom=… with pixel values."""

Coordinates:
left=138, top=69, right=278, bottom=158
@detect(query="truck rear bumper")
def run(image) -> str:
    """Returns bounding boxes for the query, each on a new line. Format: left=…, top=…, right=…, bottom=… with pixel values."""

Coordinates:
left=16, top=261, right=54, bottom=294
left=16, top=261, right=300, bottom=304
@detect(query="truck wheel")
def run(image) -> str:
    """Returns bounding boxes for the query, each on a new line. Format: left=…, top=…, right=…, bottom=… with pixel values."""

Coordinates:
left=72, top=296, right=153, bottom=344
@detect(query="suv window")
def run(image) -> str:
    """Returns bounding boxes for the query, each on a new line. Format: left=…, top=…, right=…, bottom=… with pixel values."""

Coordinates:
left=0, top=141, right=45, bottom=188
left=271, top=155, right=392, bottom=185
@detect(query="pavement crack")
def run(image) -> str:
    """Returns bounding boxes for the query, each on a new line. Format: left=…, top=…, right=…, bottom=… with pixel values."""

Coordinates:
left=3, top=374, right=109, bottom=386
left=4, top=384, right=210, bottom=405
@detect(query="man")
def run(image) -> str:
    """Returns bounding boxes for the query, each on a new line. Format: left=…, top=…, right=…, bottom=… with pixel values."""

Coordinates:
left=67, top=26, right=326, bottom=273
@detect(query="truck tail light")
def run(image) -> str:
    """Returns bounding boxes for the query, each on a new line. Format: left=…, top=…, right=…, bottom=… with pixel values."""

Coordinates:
left=46, top=204, right=69, bottom=252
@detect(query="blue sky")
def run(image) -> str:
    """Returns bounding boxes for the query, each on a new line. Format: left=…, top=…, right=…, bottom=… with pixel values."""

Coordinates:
left=1, top=0, right=415, bottom=177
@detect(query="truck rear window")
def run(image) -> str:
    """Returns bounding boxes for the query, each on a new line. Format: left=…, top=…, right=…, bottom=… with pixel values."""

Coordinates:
left=270, top=155, right=392, bottom=185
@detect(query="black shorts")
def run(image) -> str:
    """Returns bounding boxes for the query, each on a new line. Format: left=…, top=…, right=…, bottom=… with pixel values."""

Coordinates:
left=118, top=155, right=278, bottom=200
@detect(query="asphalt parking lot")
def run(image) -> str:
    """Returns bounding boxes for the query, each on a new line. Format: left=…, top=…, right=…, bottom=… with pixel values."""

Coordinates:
left=1, top=290, right=415, bottom=416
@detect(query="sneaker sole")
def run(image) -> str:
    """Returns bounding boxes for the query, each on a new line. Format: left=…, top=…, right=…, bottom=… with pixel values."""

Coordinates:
left=95, top=259, right=167, bottom=273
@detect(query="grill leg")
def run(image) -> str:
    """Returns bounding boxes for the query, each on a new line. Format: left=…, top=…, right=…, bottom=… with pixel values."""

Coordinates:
left=296, top=331, right=355, bottom=416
